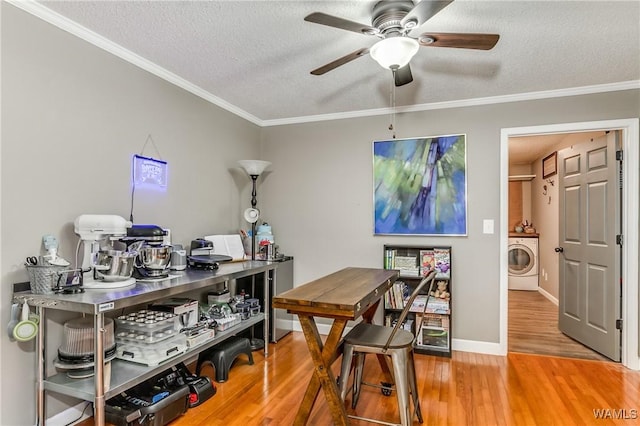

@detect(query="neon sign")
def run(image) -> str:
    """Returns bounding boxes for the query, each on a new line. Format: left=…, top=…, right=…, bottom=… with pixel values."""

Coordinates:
left=133, top=155, right=167, bottom=189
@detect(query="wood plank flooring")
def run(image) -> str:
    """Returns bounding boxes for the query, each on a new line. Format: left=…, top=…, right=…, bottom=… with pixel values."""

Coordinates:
left=80, top=330, right=640, bottom=426
left=508, top=289, right=610, bottom=361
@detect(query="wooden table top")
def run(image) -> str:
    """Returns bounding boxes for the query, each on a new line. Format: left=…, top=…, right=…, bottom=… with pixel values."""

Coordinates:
left=272, top=267, right=399, bottom=320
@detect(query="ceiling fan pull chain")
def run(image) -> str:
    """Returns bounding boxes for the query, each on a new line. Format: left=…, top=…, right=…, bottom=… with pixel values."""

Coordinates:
left=389, top=71, right=396, bottom=139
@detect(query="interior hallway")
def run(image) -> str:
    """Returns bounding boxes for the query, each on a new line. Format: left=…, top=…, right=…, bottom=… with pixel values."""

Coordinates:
left=508, top=289, right=610, bottom=361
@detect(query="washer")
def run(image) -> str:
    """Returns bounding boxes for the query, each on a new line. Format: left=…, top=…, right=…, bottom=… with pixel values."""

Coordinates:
left=508, top=236, right=538, bottom=290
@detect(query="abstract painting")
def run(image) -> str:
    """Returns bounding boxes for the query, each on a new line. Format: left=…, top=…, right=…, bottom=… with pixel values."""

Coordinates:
left=373, top=135, right=467, bottom=236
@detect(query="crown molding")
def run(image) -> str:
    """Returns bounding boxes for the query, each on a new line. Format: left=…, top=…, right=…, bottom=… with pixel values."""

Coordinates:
left=10, top=1, right=639, bottom=129
left=261, top=80, right=640, bottom=127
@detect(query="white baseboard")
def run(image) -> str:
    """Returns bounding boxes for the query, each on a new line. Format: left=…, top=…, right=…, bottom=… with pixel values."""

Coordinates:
left=292, top=320, right=504, bottom=356
left=45, top=402, right=93, bottom=426
left=452, top=338, right=503, bottom=355
left=538, top=287, right=559, bottom=305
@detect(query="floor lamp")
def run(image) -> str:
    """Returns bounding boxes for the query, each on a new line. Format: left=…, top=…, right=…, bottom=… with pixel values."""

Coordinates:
left=239, top=160, right=271, bottom=260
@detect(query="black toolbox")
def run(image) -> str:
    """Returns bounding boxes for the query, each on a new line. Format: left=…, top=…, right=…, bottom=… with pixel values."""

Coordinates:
left=105, top=371, right=190, bottom=426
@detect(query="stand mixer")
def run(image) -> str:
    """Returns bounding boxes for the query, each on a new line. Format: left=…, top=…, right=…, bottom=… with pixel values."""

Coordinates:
left=122, top=224, right=172, bottom=279
left=74, top=215, right=136, bottom=290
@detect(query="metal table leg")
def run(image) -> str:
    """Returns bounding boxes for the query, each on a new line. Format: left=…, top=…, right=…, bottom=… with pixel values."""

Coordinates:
left=93, top=313, right=105, bottom=426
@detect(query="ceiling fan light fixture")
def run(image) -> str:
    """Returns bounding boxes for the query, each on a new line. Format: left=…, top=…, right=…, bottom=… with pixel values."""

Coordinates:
left=370, top=37, right=419, bottom=70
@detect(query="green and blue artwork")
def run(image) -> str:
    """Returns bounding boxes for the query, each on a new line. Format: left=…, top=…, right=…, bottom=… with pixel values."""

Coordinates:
left=373, top=135, right=467, bottom=235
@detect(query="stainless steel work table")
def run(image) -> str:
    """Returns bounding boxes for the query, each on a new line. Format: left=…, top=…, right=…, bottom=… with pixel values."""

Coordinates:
left=13, top=260, right=278, bottom=426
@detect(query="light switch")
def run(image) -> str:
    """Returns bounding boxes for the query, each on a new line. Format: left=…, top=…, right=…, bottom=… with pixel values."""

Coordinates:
left=483, top=219, right=494, bottom=234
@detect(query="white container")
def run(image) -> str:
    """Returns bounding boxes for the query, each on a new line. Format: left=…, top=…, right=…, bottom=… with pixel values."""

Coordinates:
left=116, top=333, right=187, bottom=366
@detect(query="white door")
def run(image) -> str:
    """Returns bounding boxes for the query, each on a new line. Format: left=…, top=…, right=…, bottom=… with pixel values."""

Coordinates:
left=557, top=132, right=621, bottom=361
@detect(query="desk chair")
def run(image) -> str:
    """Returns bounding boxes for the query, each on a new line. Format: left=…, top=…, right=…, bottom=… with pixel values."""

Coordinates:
left=338, top=270, right=437, bottom=426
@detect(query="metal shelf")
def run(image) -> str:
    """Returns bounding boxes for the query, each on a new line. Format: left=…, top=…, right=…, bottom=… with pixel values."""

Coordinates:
left=44, top=314, right=264, bottom=401
left=14, top=260, right=280, bottom=426
left=14, top=261, right=275, bottom=314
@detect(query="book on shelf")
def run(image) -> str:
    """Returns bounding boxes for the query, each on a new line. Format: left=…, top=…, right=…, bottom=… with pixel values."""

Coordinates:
left=416, top=313, right=450, bottom=330
left=434, top=248, right=451, bottom=279
left=384, top=249, right=421, bottom=277
left=408, top=295, right=450, bottom=314
left=384, top=249, right=396, bottom=269
left=416, top=326, right=450, bottom=349
left=394, top=255, right=419, bottom=277
left=420, top=249, right=435, bottom=276
left=384, top=281, right=409, bottom=310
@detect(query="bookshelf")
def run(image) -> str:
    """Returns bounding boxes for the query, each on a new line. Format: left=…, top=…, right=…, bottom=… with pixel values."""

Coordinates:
left=383, top=244, right=452, bottom=357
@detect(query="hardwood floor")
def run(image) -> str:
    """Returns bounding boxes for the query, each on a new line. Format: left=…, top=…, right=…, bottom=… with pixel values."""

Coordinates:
left=508, top=289, right=610, bottom=361
left=80, top=331, right=640, bottom=426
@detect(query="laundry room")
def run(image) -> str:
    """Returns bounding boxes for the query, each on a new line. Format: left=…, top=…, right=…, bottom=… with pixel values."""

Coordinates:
left=507, top=131, right=607, bottom=302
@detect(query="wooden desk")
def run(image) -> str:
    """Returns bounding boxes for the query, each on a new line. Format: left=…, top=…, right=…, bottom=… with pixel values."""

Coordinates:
left=273, top=267, right=399, bottom=425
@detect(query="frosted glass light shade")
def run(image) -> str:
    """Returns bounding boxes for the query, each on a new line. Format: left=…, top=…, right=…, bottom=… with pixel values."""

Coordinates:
left=370, top=37, right=419, bottom=69
left=238, top=160, right=271, bottom=176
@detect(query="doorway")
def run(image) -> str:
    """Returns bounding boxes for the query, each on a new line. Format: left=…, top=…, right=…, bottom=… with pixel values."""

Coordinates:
left=507, top=131, right=611, bottom=360
left=500, top=119, right=640, bottom=370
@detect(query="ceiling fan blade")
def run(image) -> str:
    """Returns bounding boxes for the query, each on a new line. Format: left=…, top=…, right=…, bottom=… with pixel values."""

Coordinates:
left=310, top=48, right=370, bottom=75
left=419, top=33, right=500, bottom=50
left=401, top=1, right=453, bottom=29
left=304, top=12, right=379, bottom=35
left=393, top=64, right=413, bottom=87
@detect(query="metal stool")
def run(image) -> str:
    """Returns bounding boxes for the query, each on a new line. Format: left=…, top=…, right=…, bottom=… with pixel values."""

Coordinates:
left=338, top=271, right=436, bottom=426
left=196, top=336, right=254, bottom=382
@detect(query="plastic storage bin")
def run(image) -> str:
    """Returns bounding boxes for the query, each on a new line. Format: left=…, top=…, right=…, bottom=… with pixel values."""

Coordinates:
left=116, top=333, right=187, bottom=366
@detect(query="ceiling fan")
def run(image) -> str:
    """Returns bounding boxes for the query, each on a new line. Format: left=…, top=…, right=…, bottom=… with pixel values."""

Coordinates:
left=305, top=0, right=500, bottom=86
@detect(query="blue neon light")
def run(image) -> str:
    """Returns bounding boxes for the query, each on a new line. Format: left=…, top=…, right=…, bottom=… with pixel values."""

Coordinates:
left=133, top=155, right=168, bottom=189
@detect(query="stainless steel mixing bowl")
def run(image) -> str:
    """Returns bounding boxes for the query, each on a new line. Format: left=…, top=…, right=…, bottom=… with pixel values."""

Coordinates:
left=94, top=250, right=136, bottom=281
left=136, top=245, right=172, bottom=274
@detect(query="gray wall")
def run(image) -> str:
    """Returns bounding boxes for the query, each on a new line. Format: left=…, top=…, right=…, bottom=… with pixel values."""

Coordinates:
left=2, top=2, right=639, bottom=425
left=1, top=4, right=260, bottom=424
left=260, top=90, right=640, bottom=344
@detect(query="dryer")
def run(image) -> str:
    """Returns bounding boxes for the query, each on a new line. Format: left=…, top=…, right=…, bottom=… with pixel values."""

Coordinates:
left=508, top=236, right=538, bottom=290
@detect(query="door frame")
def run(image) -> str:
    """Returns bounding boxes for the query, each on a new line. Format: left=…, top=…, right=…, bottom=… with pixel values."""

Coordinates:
left=500, top=118, right=639, bottom=370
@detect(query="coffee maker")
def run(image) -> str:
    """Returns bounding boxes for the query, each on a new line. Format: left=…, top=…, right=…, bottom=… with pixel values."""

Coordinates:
left=74, top=215, right=136, bottom=289
left=122, top=224, right=172, bottom=279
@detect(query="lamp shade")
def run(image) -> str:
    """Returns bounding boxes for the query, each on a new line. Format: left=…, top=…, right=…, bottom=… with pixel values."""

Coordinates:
left=370, top=37, right=419, bottom=70
left=238, top=160, right=271, bottom=176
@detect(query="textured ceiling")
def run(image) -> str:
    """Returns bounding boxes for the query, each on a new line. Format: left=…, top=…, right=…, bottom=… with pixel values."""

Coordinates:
left=17, top=1, right=640, bottom=127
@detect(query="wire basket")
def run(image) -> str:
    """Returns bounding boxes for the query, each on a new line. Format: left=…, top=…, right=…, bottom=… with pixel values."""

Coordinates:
left=26, top=265, right=68, bottom=294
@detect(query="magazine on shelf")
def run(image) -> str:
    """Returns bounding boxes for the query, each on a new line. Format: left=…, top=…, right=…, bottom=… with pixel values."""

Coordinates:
left=409, top=295, right=450, bottom=314
left=434, top=248, right=451, bottom=279
left=420, top=249, right=435, bottom=276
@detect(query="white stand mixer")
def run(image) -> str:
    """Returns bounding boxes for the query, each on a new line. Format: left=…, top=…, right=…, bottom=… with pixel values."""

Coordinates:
left=74, top=215, right=136, bottom=290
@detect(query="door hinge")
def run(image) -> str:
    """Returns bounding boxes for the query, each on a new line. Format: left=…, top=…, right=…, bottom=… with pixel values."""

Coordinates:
left=616, top=150, right=623, bottom=161
left=616, top=235, right=623, bottom=246
left=616, top=319, right=623, bottom=330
